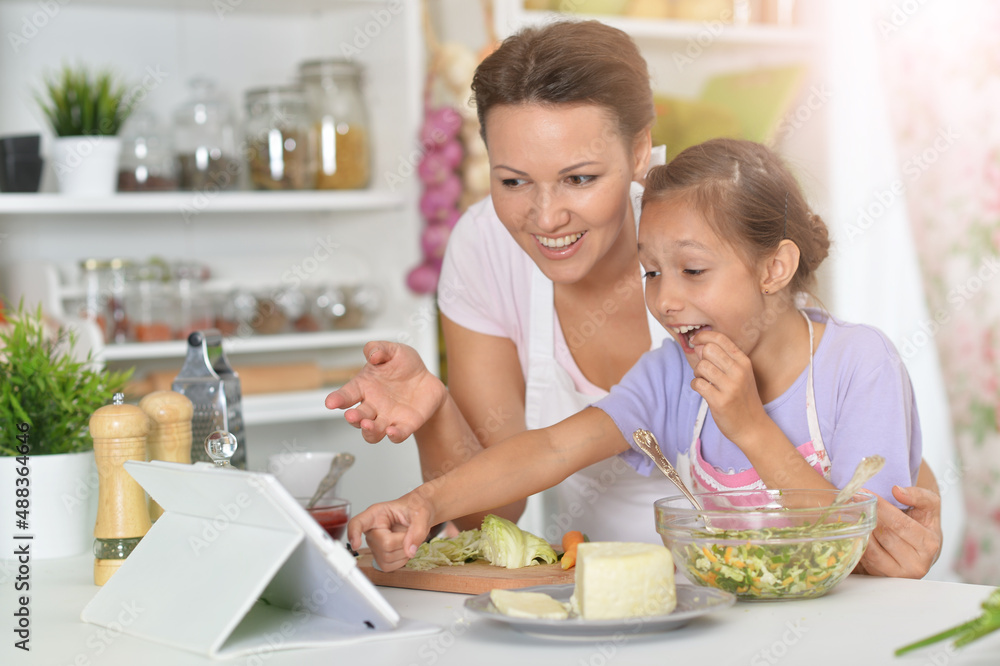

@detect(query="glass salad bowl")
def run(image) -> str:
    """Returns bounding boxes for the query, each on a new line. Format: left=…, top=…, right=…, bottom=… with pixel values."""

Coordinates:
left=655, top=489, right=877, bottom=601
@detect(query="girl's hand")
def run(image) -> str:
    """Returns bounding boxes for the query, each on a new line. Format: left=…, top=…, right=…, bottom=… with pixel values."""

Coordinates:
left=325, top=341, right=447, bottom=443
left=855, top=485, right=943, bottom=578
left=688, top=330, right=768, bottom=447
left=348, top=494, right=435, bottom=572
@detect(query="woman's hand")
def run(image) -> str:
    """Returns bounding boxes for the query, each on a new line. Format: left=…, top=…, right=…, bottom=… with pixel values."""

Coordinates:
left=348, top=493, right=435, bottom=572
left=855, top=485, right=943, bottom=578
left=688, top=330, right=768, bottom=446
left=325, top=341, right=447, bottom=443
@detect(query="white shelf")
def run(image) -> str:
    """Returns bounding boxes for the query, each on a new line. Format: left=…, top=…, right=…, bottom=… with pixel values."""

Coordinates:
left=0, top=190, right=407, bottom=215
left=0, top=0, right=387, bottom=12
left=512, top=10, right=814, bottom=47
left=243, top=389, right=344, bottom=426
left=99, top=328, right=394, bottom=362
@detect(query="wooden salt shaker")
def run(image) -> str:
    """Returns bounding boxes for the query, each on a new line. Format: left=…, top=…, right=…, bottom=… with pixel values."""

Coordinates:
left=139, top=390, right=193, bottom=522
left=90, top=392, right=151, bottom=586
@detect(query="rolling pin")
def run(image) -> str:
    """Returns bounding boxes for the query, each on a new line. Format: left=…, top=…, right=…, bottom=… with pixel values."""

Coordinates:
left=139, top=390, right=193, bottom=522
left=125, top=362, right=363, bottom=398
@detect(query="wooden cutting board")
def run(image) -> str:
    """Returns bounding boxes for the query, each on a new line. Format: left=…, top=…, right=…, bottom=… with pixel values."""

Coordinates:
left=356, top=550, right=575, bottom=595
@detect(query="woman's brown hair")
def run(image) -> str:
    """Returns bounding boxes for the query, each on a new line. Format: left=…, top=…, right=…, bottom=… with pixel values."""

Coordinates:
left=471, top=20, right=654, bottom=144
left=642, top=138, right=831, bottom=296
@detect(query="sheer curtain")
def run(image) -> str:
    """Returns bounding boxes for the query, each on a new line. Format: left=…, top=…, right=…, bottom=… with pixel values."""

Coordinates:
left=820, top=0, right=963, bottom=581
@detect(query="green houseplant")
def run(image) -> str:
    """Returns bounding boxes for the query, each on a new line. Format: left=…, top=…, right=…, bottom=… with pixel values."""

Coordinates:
left=0, top=300, right=132, bottom=558
left=35, top=64, right=133, bottom=194
left=0, top=300, right=131, bottom=455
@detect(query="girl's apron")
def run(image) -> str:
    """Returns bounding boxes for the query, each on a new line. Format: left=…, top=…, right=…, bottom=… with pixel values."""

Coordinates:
left=520, top=184, right=670, bottom=543
left=675, top=312, right=833, bottom=494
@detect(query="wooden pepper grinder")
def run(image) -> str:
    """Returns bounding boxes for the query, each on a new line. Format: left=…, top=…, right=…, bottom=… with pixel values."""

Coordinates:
left=139, top=390, right=193, bottom=522
left=90, top=392, right=152, bottom=586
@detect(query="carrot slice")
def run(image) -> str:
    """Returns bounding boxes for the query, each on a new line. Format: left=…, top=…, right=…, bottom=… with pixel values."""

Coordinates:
left=560, top=530, right=586, bottom=570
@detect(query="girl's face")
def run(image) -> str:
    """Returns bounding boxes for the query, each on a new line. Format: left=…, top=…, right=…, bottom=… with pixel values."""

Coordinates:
left=638, top=197, right=765, bottom=365
left=484, top=103, right=648, bottom=284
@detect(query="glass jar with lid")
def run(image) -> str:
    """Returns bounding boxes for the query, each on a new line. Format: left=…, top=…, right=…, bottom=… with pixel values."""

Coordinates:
left=173, top=77, right=240, bottom=191
left=244, top=86, right=317, bottom=190
left=298, top=59, right=371, bottom=189
left=171, top=260, right=214, bottom=341
left=125, top=261, right=173, bottom=343
left=117, top=110, right=177, bottom=191
left=79, top=258, right=131, bottom=344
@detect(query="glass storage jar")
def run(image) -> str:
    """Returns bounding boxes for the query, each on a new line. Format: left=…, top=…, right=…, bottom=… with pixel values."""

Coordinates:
left=117, top=110, right=177, bottom=191
left=298, top=59, right=371, bottom=189
left=244, top=86, right=317, bottom=190
left=173, top=77, right=240, bottom=191
left=171, top=261, right=214, bottom=341
left=125, top=261, right=173, bottom=343
left=79, top=258, right=131, bottom=344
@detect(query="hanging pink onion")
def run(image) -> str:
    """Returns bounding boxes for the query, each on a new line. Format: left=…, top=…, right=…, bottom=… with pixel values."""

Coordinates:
left=420, top=173, right=463, bottom=221
left=418, top=139, right=464, bottom=184
left=421, top=222, right=452, bottom=261
left=420, top=106, right=463, bottom=148
left=406, top=261, right=441, bottom=294
left=440, top=207, right=461, bottom=229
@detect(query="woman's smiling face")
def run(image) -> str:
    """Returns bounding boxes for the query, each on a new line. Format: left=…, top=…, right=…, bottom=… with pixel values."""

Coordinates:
left=638, top=197, right=765, bottom=364
left=484, top=103, right=647, bottom=285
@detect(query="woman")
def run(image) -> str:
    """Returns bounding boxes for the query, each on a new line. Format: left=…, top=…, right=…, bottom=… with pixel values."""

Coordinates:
left=327, top=20, right=942, bottom=577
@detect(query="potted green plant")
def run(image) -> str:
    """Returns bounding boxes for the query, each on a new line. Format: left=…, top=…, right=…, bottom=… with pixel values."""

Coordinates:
left=35, top=65, right=132, bottom=195
left=0, top=299, right=131, bottom=558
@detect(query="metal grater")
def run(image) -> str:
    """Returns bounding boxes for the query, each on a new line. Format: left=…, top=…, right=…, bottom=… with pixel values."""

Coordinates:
left=171, top=330, right=247, bottom=468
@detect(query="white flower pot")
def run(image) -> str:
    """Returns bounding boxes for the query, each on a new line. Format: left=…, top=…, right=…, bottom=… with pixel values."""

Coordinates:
left=51, top=136, right=121, bottom=196
left=0, top=451, right=98, bottom=559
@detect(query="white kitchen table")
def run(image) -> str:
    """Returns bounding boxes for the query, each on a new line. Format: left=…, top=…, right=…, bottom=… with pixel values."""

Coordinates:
left=3, top=554, right=998, bottom=666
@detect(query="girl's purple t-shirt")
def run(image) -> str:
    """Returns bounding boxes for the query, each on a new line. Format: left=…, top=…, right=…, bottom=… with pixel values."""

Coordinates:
left=596, top=308, right=922, bottom=507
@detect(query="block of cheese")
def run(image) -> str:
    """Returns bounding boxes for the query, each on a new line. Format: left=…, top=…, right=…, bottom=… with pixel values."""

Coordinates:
left=570, top=542, right=676, bottom=619
left=489, top=589, right=570, bottom=620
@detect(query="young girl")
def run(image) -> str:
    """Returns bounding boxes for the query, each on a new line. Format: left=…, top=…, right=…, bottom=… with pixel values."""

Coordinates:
left=348, top=138, right=923, bottom=573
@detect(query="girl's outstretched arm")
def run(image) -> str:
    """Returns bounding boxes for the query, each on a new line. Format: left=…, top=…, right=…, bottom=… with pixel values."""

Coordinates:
left=348, top=406, right=629, bottom=571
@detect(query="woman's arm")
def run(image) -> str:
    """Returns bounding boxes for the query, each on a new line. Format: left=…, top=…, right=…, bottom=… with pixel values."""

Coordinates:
left=324, top=318, right=535, bottom=530
left=349, top=406, right=628, bottom=571
left=431, top=315, right=536, bottom=529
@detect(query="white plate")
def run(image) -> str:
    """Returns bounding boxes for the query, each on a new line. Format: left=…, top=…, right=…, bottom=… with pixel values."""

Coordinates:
left=464, top=583, right=735, bottom=639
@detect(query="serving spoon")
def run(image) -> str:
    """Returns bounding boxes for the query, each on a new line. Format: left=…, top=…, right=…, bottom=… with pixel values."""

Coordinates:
left=632, top=429, right=706, bottom=513
left=306, top=452, right=355, bottom=510
left=833, top=454, right=886, bottom=506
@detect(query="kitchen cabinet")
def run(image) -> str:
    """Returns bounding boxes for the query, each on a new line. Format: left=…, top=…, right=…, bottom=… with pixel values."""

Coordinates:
left=0, top=0, right=434, bottom=513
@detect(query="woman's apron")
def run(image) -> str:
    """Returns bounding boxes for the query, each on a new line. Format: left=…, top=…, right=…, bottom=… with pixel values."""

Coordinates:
left=520, top=183, right=671, bottom=543
left=675, top=312, right=833, bottom=494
